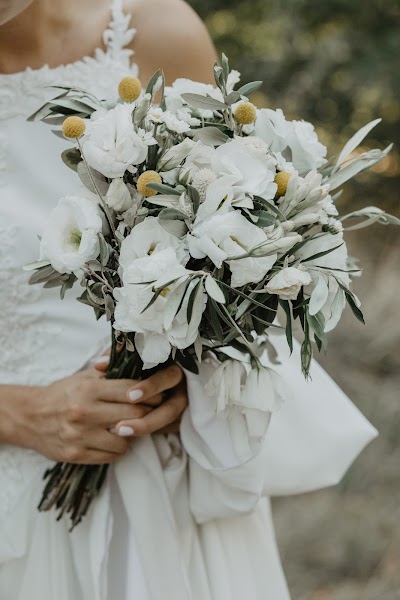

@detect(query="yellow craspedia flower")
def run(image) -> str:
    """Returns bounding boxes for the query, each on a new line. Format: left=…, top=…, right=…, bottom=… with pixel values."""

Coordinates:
left=137, top=170, right=162, bottom=197
left=118, top=77, right=142, bottom=103
left=62, top=116, right=86, bottom=139
left=274, top=171, right=292, bottom=197
left=234, top=102, right=257, bottom=125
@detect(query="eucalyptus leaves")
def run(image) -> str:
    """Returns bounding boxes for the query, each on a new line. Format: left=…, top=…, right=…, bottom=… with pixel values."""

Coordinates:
left=26, top=55, right=398, bottom=526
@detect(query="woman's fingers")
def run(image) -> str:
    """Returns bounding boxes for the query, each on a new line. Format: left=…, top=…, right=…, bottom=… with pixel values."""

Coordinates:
left=114, top=383, right=188, bottom=437
left=92, top=401, right=153, bottom=425
left=126, top=365, right=184, bottom=404
left=93, top=355, right=110, bottom=373
left=87, top=429, right=131, bottom=455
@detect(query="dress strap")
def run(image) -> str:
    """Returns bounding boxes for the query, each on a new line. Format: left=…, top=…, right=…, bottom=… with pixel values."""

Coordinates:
left=102, top=0, right=137, bottom=63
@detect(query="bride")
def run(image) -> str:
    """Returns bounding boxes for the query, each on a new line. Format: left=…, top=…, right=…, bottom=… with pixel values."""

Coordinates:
left=0, top=1, right=378, bottom=599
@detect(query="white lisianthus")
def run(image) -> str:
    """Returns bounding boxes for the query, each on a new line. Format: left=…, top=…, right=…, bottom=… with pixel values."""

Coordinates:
left=40, top=195, right=102, bottom=274
left=188, top=210, right=278, bottom=287
left=114, top=247, right=205, bottom=368
left=265, top=266, right=312, bottom=300
left=82, top=104, right=149, bottom=178
left=254, top=108, right=292, bottom=153
left=286, top=120, right=327, bottom=175
left=212, top=139, right=278, bottom=202
left=119, top=216, right=188, bottom=276
left=105, top=178, right=132, bottom=213
left=205, top=359, right=246, bottom=413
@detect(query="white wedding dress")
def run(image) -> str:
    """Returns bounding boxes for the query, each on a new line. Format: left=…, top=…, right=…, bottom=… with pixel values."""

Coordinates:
left=0, top=2, right=378, bottom=599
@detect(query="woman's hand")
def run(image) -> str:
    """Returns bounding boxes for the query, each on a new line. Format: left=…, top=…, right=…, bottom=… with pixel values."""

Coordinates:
left=94, top=357, right=187, bottom=437
left=1, top=362, right=188, bottom=464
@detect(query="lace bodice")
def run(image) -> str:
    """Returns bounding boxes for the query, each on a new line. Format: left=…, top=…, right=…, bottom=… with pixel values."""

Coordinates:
left=0, top=0, right=137, bottom=515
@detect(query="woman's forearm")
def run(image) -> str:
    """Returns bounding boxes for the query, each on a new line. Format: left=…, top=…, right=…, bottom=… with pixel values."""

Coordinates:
left=0, top=384, right=42, bottom=446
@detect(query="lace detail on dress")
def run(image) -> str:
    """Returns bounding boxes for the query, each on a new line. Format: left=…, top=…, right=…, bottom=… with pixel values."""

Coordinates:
left=0, top=0, right=138, bottom=120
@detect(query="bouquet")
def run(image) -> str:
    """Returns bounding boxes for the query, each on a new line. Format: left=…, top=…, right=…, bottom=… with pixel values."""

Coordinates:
left=26, top=54, right=399, bottom=529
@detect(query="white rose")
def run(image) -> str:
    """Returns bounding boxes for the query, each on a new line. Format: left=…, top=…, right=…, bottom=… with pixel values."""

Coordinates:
left=265, top=266, right=311, bottom=300
left=82, top=104, right=149, bottom=178
left=40, top=195, right=102, bottom=274
left=105, top=178, right=132, bottom=213
left=119, top=216, right=187, bottom=276
left=188, top=210, right=278, bottom=288
left=286, top=120, right=327, bottom=175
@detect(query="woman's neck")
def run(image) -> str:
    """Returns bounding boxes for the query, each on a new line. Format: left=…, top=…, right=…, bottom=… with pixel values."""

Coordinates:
left=0, top=0, right=111, bottom=74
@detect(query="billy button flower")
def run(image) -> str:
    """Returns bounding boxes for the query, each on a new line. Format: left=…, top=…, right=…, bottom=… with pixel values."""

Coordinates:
left=234, top=101, right=257, bottom=125
left=62, top=116, right=86, bottom=139
left=118, top=76, right=142, bottom=103
left=274, top=171, right=292, bottom=197
left=137, top=170, right=162, bottom=197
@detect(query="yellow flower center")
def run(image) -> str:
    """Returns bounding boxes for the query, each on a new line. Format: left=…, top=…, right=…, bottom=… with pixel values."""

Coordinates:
left=62, top=116, right=86, bottom=139
left=234, top=102, right=257, bottom=125
left=274, top=171, right=292, bottom=197
left=137, top=171, right=162, bottom=197
left=118, top=77, right=142, bottom=103
left=69, top=228, right=82, bottom=249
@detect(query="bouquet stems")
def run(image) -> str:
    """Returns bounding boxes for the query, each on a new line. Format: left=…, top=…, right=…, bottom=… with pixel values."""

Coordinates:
left=38, top=332, right=143, bottom=531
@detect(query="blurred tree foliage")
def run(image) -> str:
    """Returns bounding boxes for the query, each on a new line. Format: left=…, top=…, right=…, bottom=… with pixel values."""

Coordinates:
left=189, top=0, right=400, bottom=214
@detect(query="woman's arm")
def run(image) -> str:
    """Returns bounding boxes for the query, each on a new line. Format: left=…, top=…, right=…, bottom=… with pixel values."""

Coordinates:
left=126, top=0, right=218, bottom=84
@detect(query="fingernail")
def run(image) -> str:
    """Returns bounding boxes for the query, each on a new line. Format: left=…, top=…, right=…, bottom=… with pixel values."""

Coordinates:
left=128, top=389, right=143, bottom=402
left=118, top=426, right=134, bottom=437
left=94, top=356, right=109, bottom=364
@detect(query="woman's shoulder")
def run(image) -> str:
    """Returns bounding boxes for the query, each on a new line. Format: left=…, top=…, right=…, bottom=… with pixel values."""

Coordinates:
left=124, top=0, right=217, bottom=84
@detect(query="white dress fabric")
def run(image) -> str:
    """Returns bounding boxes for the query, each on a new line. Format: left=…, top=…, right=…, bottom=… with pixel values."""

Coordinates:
left=0, top=2, right=377, bottom=599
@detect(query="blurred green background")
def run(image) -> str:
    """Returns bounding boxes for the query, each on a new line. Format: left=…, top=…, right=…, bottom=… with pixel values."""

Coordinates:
left=189, top=1, right=400, bottom=598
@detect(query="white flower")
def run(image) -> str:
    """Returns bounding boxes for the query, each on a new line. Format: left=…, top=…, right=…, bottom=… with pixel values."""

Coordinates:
left=205, top=359, right=246, bottom=413
left=226, top=69, right=241, bottom=93
left=265, top=266, right=311, bottom=300
left=296, top=233, right=351, bottom=331
left=254, top=109, right=327, bottom=175
left=105, top=178, right=132, bottom=213
left=286, top=120, right=327, bottom=175
left=212, top=139, right=278, bottom=202
left=158, top=138, right=196, bottom=171
left=165, top=78, right=224, bottom=120
left=114, top=247, right=205, bottom=368
left=82, top=104, right=149, bottom=178
left=254, top=108, right=292, bottom=153
left=326, top=217, right=343, bottom=234
left=241, top=136, right=269, bottom=155
left=119, top=216, right=187, bottom=276
left=190, top=168, right=218, bottom=202
left=188, top=210, right=278, bottom=287
left=40, top=195, right=102, bottom=274
left=278, top=171, right=331, bottom=226
left=148, top=108, right=190, bottom=134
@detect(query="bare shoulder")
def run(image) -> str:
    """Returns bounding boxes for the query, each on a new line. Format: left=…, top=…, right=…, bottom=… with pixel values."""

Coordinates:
left=124, top=0, right=217, bottom=84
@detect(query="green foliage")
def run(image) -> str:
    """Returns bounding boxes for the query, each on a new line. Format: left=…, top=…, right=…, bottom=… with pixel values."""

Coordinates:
left=189, top=0, right=400, bottom=214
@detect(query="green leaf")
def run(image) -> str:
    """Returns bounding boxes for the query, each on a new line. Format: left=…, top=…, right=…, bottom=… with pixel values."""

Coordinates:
left=181, top=93, right=228, bottom=111
left=60, top=274, right=78, bottom=299
left=98, top=233, right=110, bottom=267
left=221, top=53, right=230, bottom=80
left=301, top=243, right=344, bottom=263
left=237, top=81, right=263, bottom=97
left=28, top=265, right=60, bottom=285
left=205, top=275, right=226, bottom=304
left=61, top=148, right=82, bottom=172
left=279, top=299, right=293, bottom=353
left=146, top=69, right=164, bottom=98
left=146, top=182, right=181, bottom=196
left=225, top=91, right=241, bottom=106
left=187, top=184, right=201, bottom=215
left=159, top=208, right=187, bottom=220
left=77, top=161, right=109, bottom=196
left=193, top=126, right=230, bottom=147
left=251, top=209, right=277, bottom=227
left=344, top=291, right=365, bottom=324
